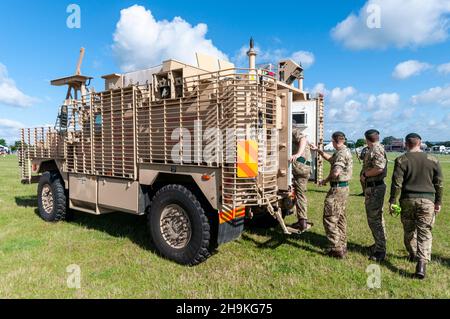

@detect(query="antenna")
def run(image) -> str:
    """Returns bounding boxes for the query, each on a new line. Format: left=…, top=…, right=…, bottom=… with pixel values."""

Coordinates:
left=75, top=47, right=85, bottom=75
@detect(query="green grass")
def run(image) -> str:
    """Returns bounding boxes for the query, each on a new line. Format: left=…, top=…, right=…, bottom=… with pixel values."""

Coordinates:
left=1, top=153, right=449, bottom=298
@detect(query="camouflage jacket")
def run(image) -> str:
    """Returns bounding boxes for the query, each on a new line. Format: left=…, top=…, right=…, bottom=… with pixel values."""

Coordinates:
left=292, top=128, right=312, bottom=161
left=389, top=152, right=444, bottom=205
left=330, top=145, right=353, bottom=182
left=362, top=142, right=387, bottom=182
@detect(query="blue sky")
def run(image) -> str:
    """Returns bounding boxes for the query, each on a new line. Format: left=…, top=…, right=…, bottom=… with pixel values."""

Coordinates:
left=1, top=0, right=450, bottom=143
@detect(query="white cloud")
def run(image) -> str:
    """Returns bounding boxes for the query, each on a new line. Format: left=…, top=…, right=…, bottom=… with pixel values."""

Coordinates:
left=329, top=86, right=357, bottom=104
left=331, top=0, right=450, bottom=50
left=0, top=118, right=25, bottom=144
left=317, top=83, right=449, bottom=140
left=328, top=100, right=361, bottom=123
left=290, top=51, right=315, bottom=69
left=437, top=62, right=450, bottom=75
left=112, top=5, right=228, bottom=72
left=0, top=118, right=24, bottom=130
left=233, top=45, right=315, bottom=69
left=367, top=93, right=400, bottom=120
left=0, top=63, right=37, bottom=108
left=392, top=60, right=432, bottom=79
left=412, top=85, right=450, bottom=106
left=312, top=83, right=408, bottom=140
left=310, top=83, right=328, bottom=96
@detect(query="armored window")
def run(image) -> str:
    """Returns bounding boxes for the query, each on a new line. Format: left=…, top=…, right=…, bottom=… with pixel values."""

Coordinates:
left=94, top=114, right=102, bottom=131
left=293, top=112, right=307, bottom=126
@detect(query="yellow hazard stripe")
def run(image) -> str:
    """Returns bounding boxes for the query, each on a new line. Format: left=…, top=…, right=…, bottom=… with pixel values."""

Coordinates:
left=219, top=207, right=246, bottom=224
left=237, top=140, right=258, bottom=178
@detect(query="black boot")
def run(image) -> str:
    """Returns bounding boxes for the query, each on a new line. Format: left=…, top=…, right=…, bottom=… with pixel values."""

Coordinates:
left=407, top=253, right=417, bottom=262
left=291, top=219, right=309, bottom=232
left=415, top=260, right=427, bottom=279
left=369, top=251, right=386, bottom=262
left=327, top=249, right=345, bottom=259
left=366, top=244, right=376, bottom=254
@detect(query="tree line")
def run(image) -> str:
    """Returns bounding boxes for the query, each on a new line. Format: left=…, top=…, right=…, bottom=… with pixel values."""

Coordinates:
left=0, top=139, right=21, bottom=152
left=353, top=136, right=450, bottom=148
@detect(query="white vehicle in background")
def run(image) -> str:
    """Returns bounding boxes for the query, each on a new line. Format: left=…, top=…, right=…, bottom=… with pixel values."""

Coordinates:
left=444, top=147, right=450, bottom=155
left=0, top=145, right=9, bottom=156
left=431, top=145, right=446, bottom=153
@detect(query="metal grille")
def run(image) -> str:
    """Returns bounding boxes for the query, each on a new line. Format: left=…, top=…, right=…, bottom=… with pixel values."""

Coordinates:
left=19, top=68, right=279, bottom=210
left=65, top=100, right=93, bottom=175
left=18, top=127, right=63, bottom=182
left=136, top=75, right=221, bottom=165
left=219, top=72, right=278, bottom=212
left=135, top=69, right=278, bottom=210
left=92, top=88, right=135, bottom=178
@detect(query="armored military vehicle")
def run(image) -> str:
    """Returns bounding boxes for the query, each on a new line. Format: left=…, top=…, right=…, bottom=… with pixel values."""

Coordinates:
left=19, top=40, right=324, bottom=265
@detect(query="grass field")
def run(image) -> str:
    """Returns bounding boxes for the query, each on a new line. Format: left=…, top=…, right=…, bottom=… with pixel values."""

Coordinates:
left=0, top=153, right=449, bottom=298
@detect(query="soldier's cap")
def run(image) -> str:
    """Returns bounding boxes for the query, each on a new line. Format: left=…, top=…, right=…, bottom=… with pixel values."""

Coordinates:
left=364, top=129, right=380, bottom=139
left=332, top=131, right=346, bottom=141
left=405, top=133, right=422, bottom=140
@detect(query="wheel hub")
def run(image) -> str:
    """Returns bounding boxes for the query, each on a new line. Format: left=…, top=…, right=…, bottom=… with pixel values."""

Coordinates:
left=160, top=204, right=192, bottom=249
left=41, top=184, right=54, bottom=214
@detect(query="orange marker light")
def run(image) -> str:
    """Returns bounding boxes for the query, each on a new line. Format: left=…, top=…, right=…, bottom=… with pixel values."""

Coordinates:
left=201, top=174, right=211, bottom=181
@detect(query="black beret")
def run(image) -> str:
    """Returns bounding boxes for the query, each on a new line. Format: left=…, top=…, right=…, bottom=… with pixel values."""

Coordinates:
left=364, top=129, right=380, bottom=138
left=332, top=131, right=346, bottom=140
left=405, top=133, right=422, bottom=140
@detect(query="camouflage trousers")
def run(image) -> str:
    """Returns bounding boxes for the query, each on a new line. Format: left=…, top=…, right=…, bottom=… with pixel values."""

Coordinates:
left=365, top=184, right=387, bottom=253
left=323, top=186, right=349, bottom=251
left=400, top=198, right=436, bottom=262
left=292, top=161, right=311, bottom=220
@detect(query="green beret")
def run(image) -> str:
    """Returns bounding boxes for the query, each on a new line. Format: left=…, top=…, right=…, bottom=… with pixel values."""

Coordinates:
left=405, top=133, right=422, bottom=140
left=365, top=129, right=380, bottom=139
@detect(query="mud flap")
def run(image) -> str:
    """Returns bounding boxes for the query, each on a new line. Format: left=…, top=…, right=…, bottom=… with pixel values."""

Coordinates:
left=217, top=217, right=245, bottom=245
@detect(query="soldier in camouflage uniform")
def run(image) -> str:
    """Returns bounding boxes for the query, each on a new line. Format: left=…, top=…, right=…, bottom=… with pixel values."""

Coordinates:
left=290, top=126, right=312, bottom=232
left=360, top=129, right=388, bottom=262
left=311, top=131, right=353, bottom=258
left=389, top=133, right=443, bottom=279
left=358, top=146, right=369, bottom=196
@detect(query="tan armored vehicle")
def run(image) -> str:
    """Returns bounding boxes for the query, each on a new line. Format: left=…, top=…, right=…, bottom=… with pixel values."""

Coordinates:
left=19, top=40, right=324, bottom=265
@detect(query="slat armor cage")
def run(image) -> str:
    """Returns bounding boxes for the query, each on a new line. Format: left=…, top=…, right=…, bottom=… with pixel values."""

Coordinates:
left=19, top=68, right=279, bottom=211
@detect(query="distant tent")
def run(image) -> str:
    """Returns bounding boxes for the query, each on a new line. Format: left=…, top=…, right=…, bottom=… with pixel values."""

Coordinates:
left=324, top=142, right=335, bottom=152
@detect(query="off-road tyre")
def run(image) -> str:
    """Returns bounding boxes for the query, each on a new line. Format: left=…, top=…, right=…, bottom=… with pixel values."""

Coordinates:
left=37, top=171, right=68, bottom=222
left=148, top=184, right=212, bottom=266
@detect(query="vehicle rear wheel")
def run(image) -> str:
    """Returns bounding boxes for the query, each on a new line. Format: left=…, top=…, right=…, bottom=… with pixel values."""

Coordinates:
left=148, top=184, right=212, bottom=266
left=37, top=171, right=68, bottom=222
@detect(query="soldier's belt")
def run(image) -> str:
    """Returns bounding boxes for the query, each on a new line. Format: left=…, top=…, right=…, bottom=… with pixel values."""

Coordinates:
left=365, top=180, right=384, bottom=188
left=330, top=181, right=349, bottom=188
left=401, top=192, right=436, bottom=202
left=296, top=156, right=311, bottom=166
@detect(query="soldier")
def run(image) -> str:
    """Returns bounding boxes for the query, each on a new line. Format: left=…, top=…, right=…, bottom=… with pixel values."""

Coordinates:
left=360, top=129, right=388, bottom=262
left=358, top=146, right=369, bottom=196
left=311, top=131, right=353, bottom=258
left=389, top=133, right=443, bottom=279
left=289, top=125, right=312, bottom=232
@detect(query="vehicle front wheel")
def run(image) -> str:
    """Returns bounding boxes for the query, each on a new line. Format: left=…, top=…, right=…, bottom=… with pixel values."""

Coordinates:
left=148, top=184, right=212, bottom=266
left=37, top=171, right=68, bottom=222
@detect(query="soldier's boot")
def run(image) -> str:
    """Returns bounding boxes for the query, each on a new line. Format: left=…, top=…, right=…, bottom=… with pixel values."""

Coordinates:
left=327, top=249, right=345, bottom=259
left=366, top=244, right=376, bottom=254
left=415, top=260, right=427, bottom=280
left=342, top=246, right=348, bottom=256
left=291, top=219, right=310, bottom=232
left=369, top=251, right=386, bottom=262
left=407, top=252, right=417, bottom=262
